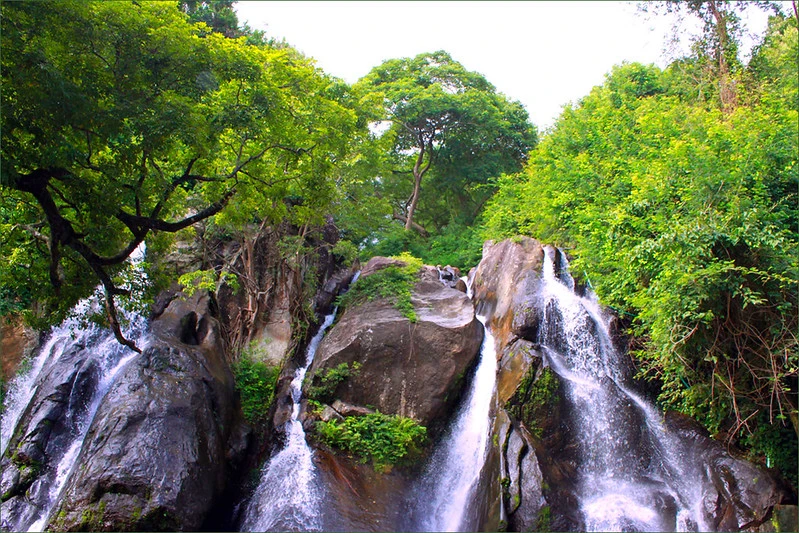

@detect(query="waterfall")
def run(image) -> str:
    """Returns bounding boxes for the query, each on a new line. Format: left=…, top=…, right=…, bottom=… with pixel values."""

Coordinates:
left=410, top=277, right=498, bottom=532
left=539, top=247, right=710, bottom=532
left=1, top=247, right=148, bottom=532
left=240, top=302, right=344, bottom=532
left=1, top=309, right=147, bottom=532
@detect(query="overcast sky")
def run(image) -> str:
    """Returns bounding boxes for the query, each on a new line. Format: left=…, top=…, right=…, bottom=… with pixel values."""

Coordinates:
left=235, top=1, right=776, bottom=130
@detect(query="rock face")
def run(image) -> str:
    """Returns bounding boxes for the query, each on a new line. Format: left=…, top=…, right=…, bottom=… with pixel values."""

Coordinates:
left=47, top=291, right=248, bottom=532
left=471, top=237, right=793, bottom=532
left=471, top=237, right=545, bottom=349
left=305, top=257, right=483, bottom=433
left=0, top=291, right=248, bottom=532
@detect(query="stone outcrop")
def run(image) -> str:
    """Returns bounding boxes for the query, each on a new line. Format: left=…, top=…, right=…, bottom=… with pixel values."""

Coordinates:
left=0, top=316, right=39, bottom=382
left=471, top=237, right=793, bottom=532
left=45, top=291, right=249, bottom=532
left=304, top=257, right=483, bottom=433
left=0, top=291, right=248, bottom=532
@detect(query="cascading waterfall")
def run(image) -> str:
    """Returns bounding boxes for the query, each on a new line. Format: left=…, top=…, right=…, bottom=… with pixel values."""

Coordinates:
left=409, top=277, right=498, bottom=532
left=539, top=246, right=710, bottom=532
left=1, top=248, right=148, bottom=533
left=2, top=306, right=147, bottom=533
left=240, top=277, right=353, bottom=533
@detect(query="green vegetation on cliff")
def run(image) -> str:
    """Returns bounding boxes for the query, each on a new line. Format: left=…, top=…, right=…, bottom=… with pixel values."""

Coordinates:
left=336, top=253, right=423, bottom=321
left=316, top=411, right=427, bottom=470
left=233, top=353, right=279, bottom=425
left=483, top=11, right=798, bottom=481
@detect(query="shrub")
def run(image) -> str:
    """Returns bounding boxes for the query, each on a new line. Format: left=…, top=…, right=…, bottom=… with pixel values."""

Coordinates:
left=232, top=357, right=279, bottom=425
left=336, top=253, right=422, bottom=322
left=307, top=361, right=361, bottom=404
left=316, top=411, right=427, bottom=470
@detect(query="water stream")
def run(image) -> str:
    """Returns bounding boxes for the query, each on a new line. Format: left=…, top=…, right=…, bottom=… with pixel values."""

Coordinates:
left=2, top=248, right=148, bottom=532
left=409, top=276, right=498, bottom=532
left=239, top=308, right=340, bottom=532
left=539, top=247, right=710, bottom=532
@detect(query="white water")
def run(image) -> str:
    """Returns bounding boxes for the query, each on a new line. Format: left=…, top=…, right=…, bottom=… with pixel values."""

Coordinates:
left=539, top=247, right=709, bottom=532
left=240, top=309, right=339, bottom=532
left=2, top=245, right=148, bottom=532
left=411, top=297, right=498, bottom=532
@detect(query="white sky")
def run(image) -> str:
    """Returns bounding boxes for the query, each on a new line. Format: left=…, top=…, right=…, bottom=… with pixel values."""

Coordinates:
left=235, top=1, right=777, bottom=130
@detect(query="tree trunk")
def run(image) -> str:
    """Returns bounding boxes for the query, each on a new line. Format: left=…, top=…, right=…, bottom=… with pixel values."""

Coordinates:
left=404, top=135, right=433, bottom=232
left=708, top=0, right=736, bottom=112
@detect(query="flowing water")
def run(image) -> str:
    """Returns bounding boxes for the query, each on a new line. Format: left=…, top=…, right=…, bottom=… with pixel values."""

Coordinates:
left=409, top=274, right=498, bottom=532
left=539, top=247, right=710, bottom=532
left=2, top=248, right=148, bottom=532
left=1, top=310, right=147, bottom=532
left=239, top=308, right=340, bottom=532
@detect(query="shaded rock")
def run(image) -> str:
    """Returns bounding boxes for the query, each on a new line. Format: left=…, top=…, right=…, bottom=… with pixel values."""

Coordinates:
left=506, top=429, right=525, bottom=514
left=319, top=405, right=344, bottom=423
left=0, top=322, right=129, bottom=532
left=305, top=259, right=483, bottom=432
left=314, top=448, right=412, bottom=531
left=47, top=291, right=248, bottom=532
left=331, top=399, right=374, bottom=418
left=664, top=411, right=793, bottom=531
left=754, top=505, right=799, bottom=532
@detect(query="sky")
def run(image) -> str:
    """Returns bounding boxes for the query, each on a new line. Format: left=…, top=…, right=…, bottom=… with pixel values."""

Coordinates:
left=234, top=1, right=776, bottom=130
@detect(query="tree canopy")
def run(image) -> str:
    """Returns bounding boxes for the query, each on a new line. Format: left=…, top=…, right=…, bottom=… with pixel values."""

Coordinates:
left=1, top=0, right=357, bottom=348
left=483, top=12, right=797, bottom=480
left=355, top=51, right=537, bottom=237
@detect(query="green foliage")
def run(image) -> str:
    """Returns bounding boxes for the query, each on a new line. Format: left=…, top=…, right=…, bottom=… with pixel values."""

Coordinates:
left=355, top=50, right=537, bottom=235
left=232, top=353, right=279, bottom=425
left=330, top=240, right=359, bottom=267
left=535, top=505, right=552, bottom=532
left=741, top=411, right=798, bottom=489
left=483, top=14, right=798, bottom=478
left=178, top=269, right=239, bottom=297
left=315, top=411, right=427, bottom=470
left=307, top=362, right=361, bottom=404
left=360, top=223, right=482, bottom=272
left=337, top=253, right=423, bottom=321
left=1, top=0, right=359, bottom=332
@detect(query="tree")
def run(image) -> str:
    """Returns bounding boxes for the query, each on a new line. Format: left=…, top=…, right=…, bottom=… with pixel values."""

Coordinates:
left=1, top=1, right=357, bottom=349
left=483, top=13, right=798, bottom=481
left=179, top=0, right=240, bottom=38
left=640, top=1, right=782, bottom=111
left=355, top=51, right=536, bottom=235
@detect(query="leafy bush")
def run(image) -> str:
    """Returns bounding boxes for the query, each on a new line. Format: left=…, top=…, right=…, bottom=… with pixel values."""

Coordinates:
left=336, top=253, right=422, bottom=321
left=315, top=411, right=427, bottom=470
left=232, top=357, right=279, bottom=425
left=307, top=362, right=361, bottom=404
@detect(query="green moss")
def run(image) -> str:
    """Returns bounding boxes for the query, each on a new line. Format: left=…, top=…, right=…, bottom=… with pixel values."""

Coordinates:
left=337, top=253, right=423, bottom=322
left=315, top=411, right=427, bottom=471
left=508, top=366, right=560, bottom=438
left=535, top=505, right=552, bottom=532
left=307, top=362, right=361, bottom=404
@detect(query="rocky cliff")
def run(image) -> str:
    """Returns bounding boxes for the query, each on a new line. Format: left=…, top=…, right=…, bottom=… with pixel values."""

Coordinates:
left=471, top=237, right=795, bottom=532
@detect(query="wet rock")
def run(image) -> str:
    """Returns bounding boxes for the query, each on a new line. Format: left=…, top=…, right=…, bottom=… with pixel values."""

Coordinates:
left=306, top=257, right=483, bottom=432
left=754, top=505, right=799, bottom=532
left=47, top=291, right=248, bottom=532
left=664, top=411, right=793, bottom=531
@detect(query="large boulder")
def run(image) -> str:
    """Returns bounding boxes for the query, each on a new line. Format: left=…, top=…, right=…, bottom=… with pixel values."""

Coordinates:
left=304, top=257, right=483, bottom=433
left=1, top=316, right=148, bottom=533
left=471, top=237, right=545, bottom=348
left=46, top=291, right=248, bottom=532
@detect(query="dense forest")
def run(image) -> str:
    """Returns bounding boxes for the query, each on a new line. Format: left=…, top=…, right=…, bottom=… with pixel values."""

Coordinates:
left=2, top=0, right=797, bottom=491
